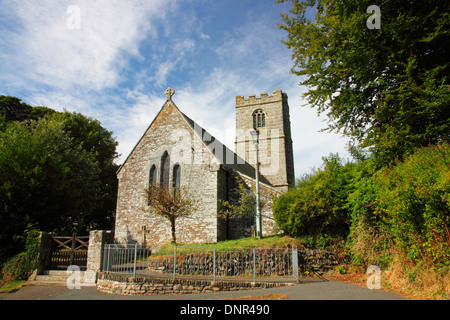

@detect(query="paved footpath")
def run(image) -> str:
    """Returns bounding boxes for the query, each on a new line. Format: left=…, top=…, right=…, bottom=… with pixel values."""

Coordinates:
left=1, top=278, right=405, bottom=300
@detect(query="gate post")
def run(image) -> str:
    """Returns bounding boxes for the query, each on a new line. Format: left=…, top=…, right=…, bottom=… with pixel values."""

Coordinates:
left=38, top=232, right=52, bottom=274
left=87, top=230, right=114, bottom=273
left=28, top=232, right=52, bottom=279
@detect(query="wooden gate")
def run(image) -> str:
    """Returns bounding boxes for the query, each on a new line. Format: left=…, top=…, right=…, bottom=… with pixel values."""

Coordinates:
left=49, top=233, right=89, bottom=270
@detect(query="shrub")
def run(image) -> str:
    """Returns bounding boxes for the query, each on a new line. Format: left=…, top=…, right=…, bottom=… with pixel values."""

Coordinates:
left=273, top=154, right=352, bottom=238
left=374, top=143, right=450, bottom=264
left=0, top=228, right=40, bottom=286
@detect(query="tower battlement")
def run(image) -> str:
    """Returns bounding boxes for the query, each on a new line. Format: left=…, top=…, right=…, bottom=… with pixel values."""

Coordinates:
left=236, top=90, right=284, bottom=108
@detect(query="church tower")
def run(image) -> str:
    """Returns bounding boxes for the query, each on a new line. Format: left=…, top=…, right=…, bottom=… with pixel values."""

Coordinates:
left=235, top=90, right=295, bottom=192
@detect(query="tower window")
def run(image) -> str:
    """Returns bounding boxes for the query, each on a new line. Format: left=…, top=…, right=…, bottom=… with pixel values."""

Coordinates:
left=253, top=109, right=266, bottom=129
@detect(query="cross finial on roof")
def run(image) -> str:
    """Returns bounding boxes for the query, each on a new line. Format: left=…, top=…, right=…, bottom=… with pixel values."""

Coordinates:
left=164, top=87, right=175, bottom=101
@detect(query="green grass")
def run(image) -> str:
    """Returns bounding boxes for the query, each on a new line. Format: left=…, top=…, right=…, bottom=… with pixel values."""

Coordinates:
left=0, top=280, right=27, bottom=294
left=176, top=235, right=302, bottom=248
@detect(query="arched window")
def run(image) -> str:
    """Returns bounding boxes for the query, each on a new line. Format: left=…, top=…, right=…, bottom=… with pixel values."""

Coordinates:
left=253, top=109, right=265, bottom=129
left=149, top=165, right=157, bottom=186
left=160, top=152, right=170, bottom=189
left=172, top=164, right=181, bottom=196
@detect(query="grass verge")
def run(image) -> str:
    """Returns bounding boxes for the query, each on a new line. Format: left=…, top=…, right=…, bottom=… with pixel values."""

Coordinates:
left=174, top=235, right=303, bottom=248
left=327, top=260, right=450, bottom=300
left=0, top=280, right=28, bottom=295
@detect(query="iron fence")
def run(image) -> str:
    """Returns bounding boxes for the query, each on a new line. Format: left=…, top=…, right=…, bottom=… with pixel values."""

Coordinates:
left=102, top=244, right=299, bottom=283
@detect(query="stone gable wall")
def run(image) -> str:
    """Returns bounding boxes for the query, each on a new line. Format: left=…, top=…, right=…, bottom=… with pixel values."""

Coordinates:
left=115, top=102, right=221, bottom=245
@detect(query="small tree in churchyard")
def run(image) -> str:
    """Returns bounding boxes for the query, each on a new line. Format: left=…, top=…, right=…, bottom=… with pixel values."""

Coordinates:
left=219, top=178, right=268, bottom=236
left=145, top=184, right=197, bottom=244
left=219, top=180, right=258, bottom=220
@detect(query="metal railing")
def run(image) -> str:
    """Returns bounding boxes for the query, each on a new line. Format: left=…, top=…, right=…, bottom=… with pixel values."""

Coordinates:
left=102, top=244, right=299, bottom=283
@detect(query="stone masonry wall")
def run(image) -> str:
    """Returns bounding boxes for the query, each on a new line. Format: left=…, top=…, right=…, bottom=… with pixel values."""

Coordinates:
left=115, top=102, right=221, bottom=245
left=97, top=272, right=292, bottom=296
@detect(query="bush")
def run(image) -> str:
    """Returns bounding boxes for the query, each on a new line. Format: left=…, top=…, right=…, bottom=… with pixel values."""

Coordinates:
left=273, top=188, right=306, bottom=236
left=346, top=157, right=395, bottom=267
left=274, top=154, right=352, bottom=238
left=375, top=143, right=450, bottom=264
left=347, top=143, right=450, bottom=269
left=0, top=229, right=40, bottom=286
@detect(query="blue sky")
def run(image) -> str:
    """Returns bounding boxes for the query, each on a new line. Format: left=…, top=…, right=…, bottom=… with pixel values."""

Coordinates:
left=0, top=0, right=350, bottom=177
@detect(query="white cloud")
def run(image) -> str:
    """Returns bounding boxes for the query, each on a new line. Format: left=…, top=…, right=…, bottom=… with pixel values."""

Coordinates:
left=1, top=0, right=174, bottom=91
left=150, top=39, right=197, bottom=87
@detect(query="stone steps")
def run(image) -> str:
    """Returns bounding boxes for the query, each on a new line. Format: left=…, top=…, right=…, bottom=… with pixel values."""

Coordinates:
left=29, top=270, right=90, bottom=287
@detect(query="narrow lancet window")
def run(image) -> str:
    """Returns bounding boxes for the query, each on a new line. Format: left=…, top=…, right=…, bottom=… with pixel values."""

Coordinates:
left=160, top=152, right=170, bottom=189
left=149, top=165, right=157, bottom=185
left=172, top=164, right=181, bottom=196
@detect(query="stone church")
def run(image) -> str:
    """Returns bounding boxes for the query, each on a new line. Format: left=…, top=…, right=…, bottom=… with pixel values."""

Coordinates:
left=114, top=88, right=294, bottom=245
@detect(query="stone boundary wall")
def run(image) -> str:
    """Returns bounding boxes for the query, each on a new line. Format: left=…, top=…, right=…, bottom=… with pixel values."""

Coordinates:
left=298, top=246, right=349, bottom=273
left=96, top=272, right=294, bottom=296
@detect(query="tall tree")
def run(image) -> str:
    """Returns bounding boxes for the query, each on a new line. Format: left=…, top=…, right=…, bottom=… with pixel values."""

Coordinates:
left=49, top=112, right=119, bottom=230
left=0, top=96, right=119, bottom=232
left=278, top=0, right=450, bottom=164
left=0, top=96, right=56, bottom=128
left=0, top=119, right=100, bottom=258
